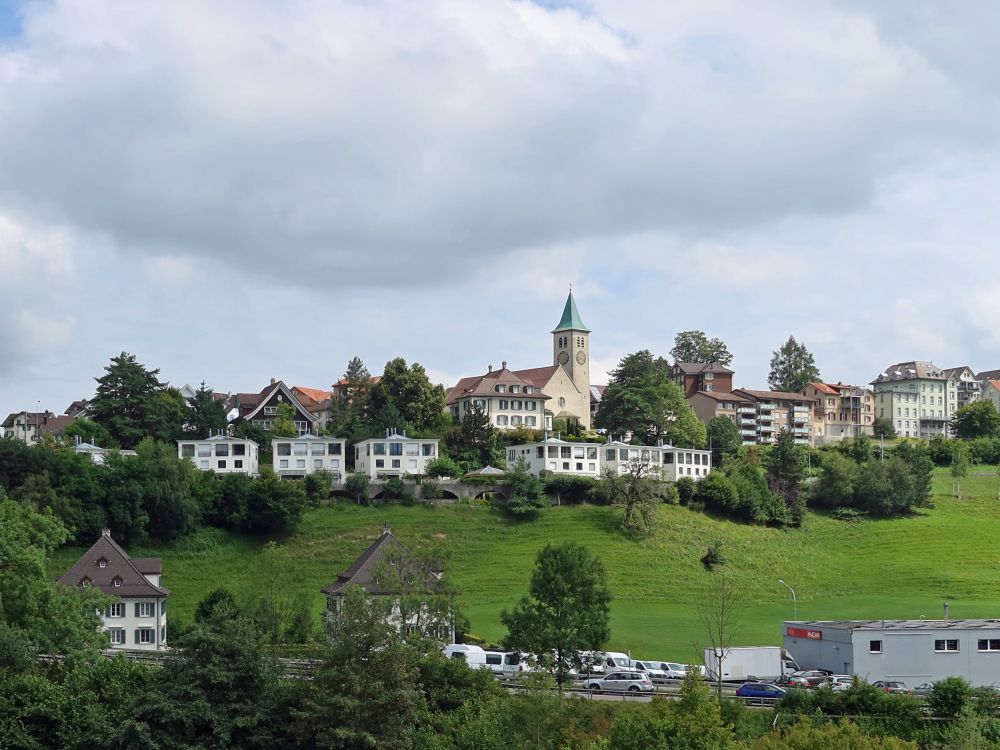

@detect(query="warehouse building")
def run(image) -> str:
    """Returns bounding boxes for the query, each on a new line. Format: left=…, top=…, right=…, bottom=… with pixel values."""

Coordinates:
left=783, top=619, right=1000, bottom=686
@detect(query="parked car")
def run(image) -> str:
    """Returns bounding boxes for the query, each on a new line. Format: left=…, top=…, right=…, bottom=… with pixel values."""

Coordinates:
left=791, top=669, right=834, bottom=688
left=913, top=683, right=934, bottom=697
left=820, top=675, right=855, bottom=691
left=582, top=671, right=654, bottom=692
left=773, top=673, right=811, bottom=689
left=631, top=660, right=668, bottom=682
left=655, top=662, right=691, bottom=680
left=873, top=680, right=912, bottom=694
left=735, top=682, right=786, bottom=703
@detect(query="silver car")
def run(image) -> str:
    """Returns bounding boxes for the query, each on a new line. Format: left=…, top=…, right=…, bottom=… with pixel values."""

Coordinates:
left=582, top=671, right=654, bottom=692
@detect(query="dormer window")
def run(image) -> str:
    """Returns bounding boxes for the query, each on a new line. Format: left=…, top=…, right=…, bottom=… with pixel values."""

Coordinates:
left=495, top=385, right=506, bottom=393
left=98, top=558, right=108, bottom=568
left=80, top=577, right=91, bottom=587
left=511, top=385, right=520, bottom=394
left=112, top=577, right=123, bottom=587
left=525, top=386, right=533, bottom=394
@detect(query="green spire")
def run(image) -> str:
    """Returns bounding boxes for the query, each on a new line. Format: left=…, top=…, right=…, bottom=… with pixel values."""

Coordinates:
left=552, top=290, right=590, bottom=333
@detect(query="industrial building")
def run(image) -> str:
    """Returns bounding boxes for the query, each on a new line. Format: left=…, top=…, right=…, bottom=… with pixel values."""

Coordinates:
left=783, top=619, right=1000, bottom=686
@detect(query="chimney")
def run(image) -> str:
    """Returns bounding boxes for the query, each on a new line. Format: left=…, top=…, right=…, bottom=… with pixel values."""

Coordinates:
left=501, top=360, right=507, bottom=370
left=101, top=528, right=111, bottom=539
left=488, top=364, right=493, bottom=373
left=270, top=377, right=276, bottom=385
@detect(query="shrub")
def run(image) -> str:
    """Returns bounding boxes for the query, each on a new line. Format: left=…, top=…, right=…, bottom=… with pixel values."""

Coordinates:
left=420, top=479, right=442, bottom=503
left=424, top=456, right=462, bottom=479
left=675, top=477, right=696, bottom=506
left=701, top=541, right=725, bottom=569
left=544, top=475, right=596, bottom=505
left=344, top=473, right=370, bottom=505
left=831, top=507, right=867, bottom=522
left=928, top=676, right=974, bottom=718
left=382, top=476, right=407, bottom=500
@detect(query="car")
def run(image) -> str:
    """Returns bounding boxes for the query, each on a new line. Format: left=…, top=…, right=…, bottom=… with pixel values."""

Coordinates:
left=773, top=673, right=811, bottom=688
left=873, top=680, right=912, bottom=694
left=582, top=671, right=654, bottom=692
left=735, top=682, right=787, bottom=703
left=657, top=662, right=691, bottom=680
left=820, top=675, right=855, bottom=691
left=791, top=670, right=835, bottom=688
left=631, top=660, right=668, bottom=682
left=913, top=683, right=934, bottom=697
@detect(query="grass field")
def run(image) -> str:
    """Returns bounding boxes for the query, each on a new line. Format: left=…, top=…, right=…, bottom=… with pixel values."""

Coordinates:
left=51, top=467, right=1000, bottom=662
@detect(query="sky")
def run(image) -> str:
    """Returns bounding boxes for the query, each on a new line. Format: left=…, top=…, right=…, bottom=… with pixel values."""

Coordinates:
left=2, top=0, right=1000, bottom=416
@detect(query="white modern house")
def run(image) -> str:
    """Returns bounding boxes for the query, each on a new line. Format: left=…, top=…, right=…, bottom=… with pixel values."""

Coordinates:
left=176, top=434, right=259, bottom=476
left=73, top=440, right=137, bottom=465
left=506, top=436, right=602, bottom=477
left=353, top=430, right=440, bottom=478
left=58, top=529, right=169, bottom=651
left=599, top=440, right=712, bottom=480
left=272, top=435, right=346, bottom=480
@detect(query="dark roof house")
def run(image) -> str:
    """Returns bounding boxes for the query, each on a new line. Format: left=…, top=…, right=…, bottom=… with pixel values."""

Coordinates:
left=58, top=529, right=168, bottom=599
left=321, top=524, right=441, bottom=598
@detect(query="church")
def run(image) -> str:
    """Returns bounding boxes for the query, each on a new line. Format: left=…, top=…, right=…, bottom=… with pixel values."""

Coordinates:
left=446, top=291, right=594, bottom=431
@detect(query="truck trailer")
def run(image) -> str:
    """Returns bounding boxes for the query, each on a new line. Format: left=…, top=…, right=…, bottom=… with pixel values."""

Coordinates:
left=704, top=646, right=798, bottom=682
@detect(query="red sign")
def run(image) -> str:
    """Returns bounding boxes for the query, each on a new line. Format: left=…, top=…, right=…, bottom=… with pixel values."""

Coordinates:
left=786, top=627, right=822, bottom=640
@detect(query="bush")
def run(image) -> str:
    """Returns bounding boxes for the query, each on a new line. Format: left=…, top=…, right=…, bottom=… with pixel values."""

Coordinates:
left=544, top=475, right=596, bottom=505
left=382, top=476, right=407, bottom=500
left=831, top=507, right=867, bottom=522
left=928, top=676, right=974, bottom=718
left=420, top=478, right=442, bottom=503
left=675, top=477, right=696, bottom=506
left=927, top=435, right=953, bottom=466
left=344, top=473, right=370, bottom=505
left=424, top=456, right=462, bottom=479
left=701, top=540, right=725, bottom=570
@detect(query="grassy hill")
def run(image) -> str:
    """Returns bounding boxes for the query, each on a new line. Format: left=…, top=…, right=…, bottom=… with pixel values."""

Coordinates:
left=52, top=467, right=1000, bottom=662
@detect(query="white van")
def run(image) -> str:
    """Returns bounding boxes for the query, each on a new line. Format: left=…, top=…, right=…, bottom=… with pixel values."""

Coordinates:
left=444, top=643, right=488, bottom=670
left=579, top=651, right=632, bottom=675
left=483, top=650, right=532, bottom=679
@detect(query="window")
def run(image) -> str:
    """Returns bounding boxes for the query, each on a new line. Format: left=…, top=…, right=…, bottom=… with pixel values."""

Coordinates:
left=233, top=444, right=246, bottom=456
left=181, top=444, right=195, bottom=458
left=215, top=443, right=229, bottom=456
left=576, top=462, right=583, bottom=471
left=375, top=459, right=384, bottom=468
left=588, top=463, right=596, bottom=472
left=314, top=459, right=323, bottom=469
left=280, top=459, right=289, bottom=468
left=135, top=602, right=155, bottom=618
left=561, top=446, right=571, bottom=458
left=422, top=444, right=435, bottom=456
left=294, top=443, right=308, bottom=455
left=98, top=558, right=108, bottom=568
left=106, top=603, right=124, bottom=618
left=573, top=447, right=584, bottom=459
left=408, top=460, right=418, bottom=469
left=869, top=640, right=882, bottom=654
left=406, top=443, right=419, bottom=456
left=587, top=447, right=597, bottom=460
left=108, top=628, right=125, bottom=645
left=525, top=386, right=533, bottom=394
left=217, top=460, right=227, bottom=469
left=934, top=639, right=959, bottom=652
left=311, top=443, right=326, bottom=455
left=296, top=459, right=306, bottom=468
left=112, top=577, right=122, bottom=587
left=497, top=415, right=508, bottom=426
left=200, top=460, right=209, bottom=469
left=511, top=385, right=520, bottom=393
left=496, top=384, right=507, bottom=393
left=499, top=400, right=509, bottom=409
left=548, top=446, right=558, bottom=458
left=329, top=443, right=342, bottom=455
left=605, top=449, right=616, bottom=461
left=559, top=397, right=566, bottom=408
left=135, top=628, right=155, bottom=645
left=197, top=444, right=211, bottom=457
left=526, top=416, right=536, bottom=426
left=277, top=443, right=291, bottom=456
left=234, top=460, right=243, bottom=469
left=978, top=639, right=1000, bottom=652
left=527, top=400, right=537, bottom=411
left=373, top=443, right=386, bottom=455
left=263, top=406, right=277, bottom=415
left=391, top=459, right=401, bottom=468
left=390, top=443, right=403, bottom=456
left=511, top=400, right=522, bottom=410
left=663, top=453, right=674, bottom=464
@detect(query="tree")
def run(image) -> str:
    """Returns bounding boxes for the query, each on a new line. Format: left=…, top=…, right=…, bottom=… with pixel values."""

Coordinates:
left=269, top=402, right=298, bottom=439
left=369, top=357, right=450, bottom=436
left=445, top=402, right=504, bottom=472
left=767, top=336, right=821, bottom=394
left=952, top=400, right=1000, bottom=440
left=952, top=442, right=970, bottom=498
left=63, top=417, right=117, bottom=449
left=88, top=352, right=172, bottom=448
left=501, top=542, right=611, bottom=686
left=766, top=429, right=808, bottom=486
left=595, top=350, right=706, bottom=447
left=706, top=416, right=741, bottom=467
left=294, top=585, right=424, bottom=750
left=501, top=458, right=549, bottom=519
left=328, top=356, right=375, bottom=438
left=243, top=471, right=306, bottom=534
left=184, top=381, right=228, bottom=438
left=145, top=387, right=187, bottom=443
left=699, top=573, right=742, bottom=699
left=670, top=330, right=733, bottom=366
left=345, top=472, right=370, bottom=505
left=808, top=452, right=857, bottom=509
left=598, top=463, right=662, bottom=535
left=872, top=416, right=897, bottom=439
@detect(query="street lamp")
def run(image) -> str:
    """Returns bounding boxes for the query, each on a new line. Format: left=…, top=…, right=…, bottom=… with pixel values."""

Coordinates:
left=778, top=579, right=797, bottom=621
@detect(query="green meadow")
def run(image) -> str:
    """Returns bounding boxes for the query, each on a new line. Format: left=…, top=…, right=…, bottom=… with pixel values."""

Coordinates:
left=51, top=467, right=1000, bottom=662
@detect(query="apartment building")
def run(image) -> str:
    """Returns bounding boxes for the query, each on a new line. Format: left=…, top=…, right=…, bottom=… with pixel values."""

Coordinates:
left=801, top=382, right=874, bottom=445
left=731, top=389, right=815, bottom=447
left=506, top=436, right=602, bottom=477
left=870, top=361, right=957, bottom=438
left=942, top=366, right=981, bottom=410
left=672, top=362, right=735, bottom=398
left=688, top=390, right=753, bottom=427
left=58, top=529, right=169, bottom=651
left=177, top=434, right=260, bottom=475
left=272, top=434, right=346, bottom=480
left=353, top=430, right=439, bottom=478
left=600, top=440, right=712, bottom=481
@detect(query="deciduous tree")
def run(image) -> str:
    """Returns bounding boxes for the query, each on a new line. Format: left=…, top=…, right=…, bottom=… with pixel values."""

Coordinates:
left=767, top=336, right=821, bottom=394
left=369, top=357, right=450, bottom=436
left=872, top=416, right=897, bottom=440
left=501, top=542, right=611, bottom=685
left=670, top=330, right=734, bottom=366
left=952, top=399, right=1000, bottom=439
left=707, top=416, right=742, bottom=467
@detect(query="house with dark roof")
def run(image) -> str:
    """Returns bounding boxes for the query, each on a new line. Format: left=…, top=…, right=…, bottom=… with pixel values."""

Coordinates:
left=942, top=366, right=981, bottom=409
left=446, top=291, right=594, bottom=430
left=321, top=524, right=453, bottom=642
left=446, top=362, right=551, bottom=431
left=223, top=379, right=319, bottom=436
left=58, top=529, right=169, bottom=651
left=870, top=361, right=957, bottom=439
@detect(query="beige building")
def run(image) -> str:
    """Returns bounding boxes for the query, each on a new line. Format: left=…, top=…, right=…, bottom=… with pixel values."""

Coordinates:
left=689, top=389, right=814, bottom=446
left=942, top=366, right=981, bottom=410
left=801, top=382, right=874, bottom=445
left=870, top=361, right=957, bottom=439
left=447, top=291, right=593, bottom=430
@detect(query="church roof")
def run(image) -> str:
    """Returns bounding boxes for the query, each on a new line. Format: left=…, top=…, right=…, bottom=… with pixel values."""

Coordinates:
left=552, top=291, right=590, bottom=333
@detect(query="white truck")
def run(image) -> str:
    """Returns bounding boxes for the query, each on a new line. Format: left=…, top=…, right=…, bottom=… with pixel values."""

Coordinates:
left=704, top=646, right=798, bottom=682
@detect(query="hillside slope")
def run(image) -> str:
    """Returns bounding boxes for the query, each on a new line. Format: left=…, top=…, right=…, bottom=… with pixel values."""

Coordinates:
left=51, top=469, right=1000, bottom=661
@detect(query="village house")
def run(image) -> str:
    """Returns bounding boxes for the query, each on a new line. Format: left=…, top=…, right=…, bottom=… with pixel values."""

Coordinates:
left=272, top=434, right=346, bottom=480
left=223, top=379, right=319, bottom=436
left=176, top=434, right=260, bottom=475
left=58, top=529, right=169, bottom=651
left=353, top=430, right=439, bottom=478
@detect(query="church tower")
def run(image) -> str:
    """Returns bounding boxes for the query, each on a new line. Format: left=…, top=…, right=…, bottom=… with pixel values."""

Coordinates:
left=552, top=290, right=591, bottom=426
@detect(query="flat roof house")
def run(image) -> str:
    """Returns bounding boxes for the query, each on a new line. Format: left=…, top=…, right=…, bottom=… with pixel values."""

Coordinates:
left=599, top=440, right=712, bottom=481
left=58, top=529, right=169, bottom=651
left=353, top=430, right=439, bottom=478
left=783, top=619, right=1000, bottom=687
left=506, top=436, right=602, bottom=477
left=177, top=434, right=260, bottom=476
left=272, top=434, right=346, bottom=481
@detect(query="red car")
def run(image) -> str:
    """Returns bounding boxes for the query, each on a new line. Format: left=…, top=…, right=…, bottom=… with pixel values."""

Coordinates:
left=873, top=680, right=911, bottom=694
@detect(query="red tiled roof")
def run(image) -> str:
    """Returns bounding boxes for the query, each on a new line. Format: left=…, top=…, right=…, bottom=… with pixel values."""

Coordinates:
left=809, top=382, right=839, bottom=395
left=446, top=367, right=551, bottom=406
left=512, top=365, right=561, bottom=389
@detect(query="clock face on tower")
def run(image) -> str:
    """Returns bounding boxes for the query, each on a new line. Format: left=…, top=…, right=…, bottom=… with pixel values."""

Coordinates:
left=557, top=351, right=570, bottom=365
left=576, top=351, right=587, bottom=365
